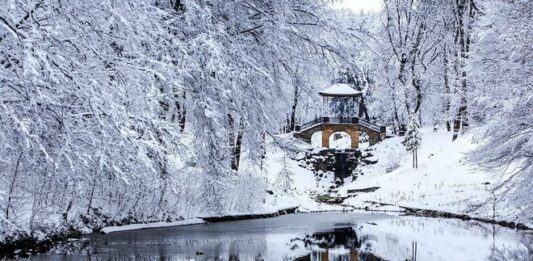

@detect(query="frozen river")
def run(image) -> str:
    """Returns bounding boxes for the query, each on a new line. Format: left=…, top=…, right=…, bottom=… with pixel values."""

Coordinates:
left=25, top=212, right=532, bottom=260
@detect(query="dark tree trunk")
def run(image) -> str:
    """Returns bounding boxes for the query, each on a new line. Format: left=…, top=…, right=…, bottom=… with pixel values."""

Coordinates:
left=358, top=97, right=370, bottom=121
left=391, top=90, right=402, bottom=134
left=410, top=22, right=425, bottom=115
left=6, top=151, right=23, bottom=219
left=228, top=114, right=243, bottom=171
left=259, top=132, right=266, bottom=168
left=231, top=123, right=244, bottom=171
left=452, top=0, right=475, bottom=141
left=288, top=84, right=299, bottom=132
left=174, top=0, right=183, bottom=11
left=398, top=55, right=411, bottom=114
left=170, top=90, right=186, bottom=131
left=443, top=44, right=452, bottom=131
left=176, top=92, right=186, bottom=131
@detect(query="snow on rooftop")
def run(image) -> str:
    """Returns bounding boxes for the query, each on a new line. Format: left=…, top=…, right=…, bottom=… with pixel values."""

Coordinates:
left=319, top=83, right=362, bottom=97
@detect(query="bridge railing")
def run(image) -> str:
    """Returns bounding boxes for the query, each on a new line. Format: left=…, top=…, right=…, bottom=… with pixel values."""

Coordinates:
left=297, top=117, right=386, bottom=133
left=358, top=119, right=386, bottom=133
left=298, top=118, right=323, bottom=130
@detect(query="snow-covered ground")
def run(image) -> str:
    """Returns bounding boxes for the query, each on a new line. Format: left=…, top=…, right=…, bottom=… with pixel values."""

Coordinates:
left=334, top=128, right=532, bottom=227
left=248, top=135, right=345, bottom=213
left=97, top=128, right=530, bottom=234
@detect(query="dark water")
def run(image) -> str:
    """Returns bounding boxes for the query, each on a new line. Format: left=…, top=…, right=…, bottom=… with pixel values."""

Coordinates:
left=20, top=212, right=533, bottom=261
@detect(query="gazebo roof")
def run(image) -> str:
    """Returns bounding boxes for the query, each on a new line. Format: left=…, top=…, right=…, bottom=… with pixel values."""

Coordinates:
left=319, top=83, right=362, bottom=97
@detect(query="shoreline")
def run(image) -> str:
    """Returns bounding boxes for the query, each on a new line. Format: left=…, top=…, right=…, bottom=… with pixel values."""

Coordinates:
left=1, top=204, right=530, bottom=259
left=360, top=200, right=532, bottom=230
left=0, top=206, right=300, bottom=259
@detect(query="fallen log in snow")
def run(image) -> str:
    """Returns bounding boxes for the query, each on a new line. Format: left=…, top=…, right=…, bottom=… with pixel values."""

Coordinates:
left=200, top=207, right=298, bottom=223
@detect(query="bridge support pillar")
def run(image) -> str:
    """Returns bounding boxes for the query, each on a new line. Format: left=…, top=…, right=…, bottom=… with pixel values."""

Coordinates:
left=322, top=128, right=332, bottom=148
left=350, top=131, right=359, bottom=149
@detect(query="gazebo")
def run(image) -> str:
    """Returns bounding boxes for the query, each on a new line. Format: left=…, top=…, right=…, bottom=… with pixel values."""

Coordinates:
left=294, top=83, right=386, bottom=149
left=319, top=83, right=362, bottom=123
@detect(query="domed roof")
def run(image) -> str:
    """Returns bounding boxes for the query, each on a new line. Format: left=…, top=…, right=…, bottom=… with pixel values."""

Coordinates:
left=319, top=83, right=362, bottom=97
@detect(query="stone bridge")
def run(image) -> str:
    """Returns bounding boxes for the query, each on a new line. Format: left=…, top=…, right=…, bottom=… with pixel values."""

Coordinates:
left=294, top=117, right=386, bottom=149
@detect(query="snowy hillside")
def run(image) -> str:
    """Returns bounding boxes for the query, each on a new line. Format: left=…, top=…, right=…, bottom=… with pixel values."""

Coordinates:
left=337, top=128, right=532, bottom=227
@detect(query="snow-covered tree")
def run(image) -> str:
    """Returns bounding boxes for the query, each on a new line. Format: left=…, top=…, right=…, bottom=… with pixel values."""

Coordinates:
left=468, top=0, right=533, bottom=216
left=0, top=0, right=361, bottom=239
left=404, top=115, right=422, bottom=168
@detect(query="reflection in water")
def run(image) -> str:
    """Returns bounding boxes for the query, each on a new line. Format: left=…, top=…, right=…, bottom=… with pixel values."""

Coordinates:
left=489, top=233, right=533, bottom=261
left=290, top=227, right=385, bottom=261
left=23, top=212, right=533, bottom=261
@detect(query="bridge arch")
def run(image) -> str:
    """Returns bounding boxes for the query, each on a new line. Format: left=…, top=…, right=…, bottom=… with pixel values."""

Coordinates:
left=358, top=130, right=370, bottom=149
left=328, top=131, right=353, bottom=149
left=310, top=131, right=322, bottom=148
left=321, top=125, right=359, bottom=149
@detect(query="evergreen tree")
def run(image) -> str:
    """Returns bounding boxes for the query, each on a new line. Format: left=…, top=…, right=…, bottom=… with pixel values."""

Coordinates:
left=404, top=115, right=422, bottom=168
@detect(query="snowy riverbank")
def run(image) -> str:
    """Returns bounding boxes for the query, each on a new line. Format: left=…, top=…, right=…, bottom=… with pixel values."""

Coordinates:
left=259, top=127, right=532, bottom=229
left=335, top=128, right=532, bottom=228
left=1, top=128, right=530, bottom=258
left=100, top=218, right=205, bottom=234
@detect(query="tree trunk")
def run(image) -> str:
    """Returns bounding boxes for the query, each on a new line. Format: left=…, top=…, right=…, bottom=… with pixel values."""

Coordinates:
left=398, top=55, right=412, bottom=114
left=231, top=122, right=244, bottom=171
left=86, top=175, right=97, bottom=215
left=452, top=0, right=475, bottom=141
left=175, top=92, right=186, bottom=132
left=415, top=149, right=418, bottom=168
left=288, top=84, right=299, bottom=131
left=452, top=104, right=467, bottom=140
left=174, top=0, right=183, bottom=11
left=411, top=23, right=425, bottom=115
left=260, top=132, right=266, bottom=169
left=358, top=96, right=370, bottom=121
left=443, top=44, right=452, bottom=131
left=413, top=150, right=416, bottom=168
left=228, top=114, right=243, bottom=171
left=5, top=151, right=22, bottom=219
left=392, top=91, right=402, bottom=134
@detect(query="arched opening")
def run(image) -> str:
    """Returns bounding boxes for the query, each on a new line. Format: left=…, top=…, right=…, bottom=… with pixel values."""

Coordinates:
left=310, top=131, right=323, bottom=148
left=328, top=131, right=351, bottom=150
left=359, top=131, right=370, bottom=149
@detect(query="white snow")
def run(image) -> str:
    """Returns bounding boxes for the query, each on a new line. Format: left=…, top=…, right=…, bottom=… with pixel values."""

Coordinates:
left=337, top=128, right=532, bottom=227
left=235, top=134, right=347, bottom=213
left=100, top=218, right=205, bottom=234
left=319, top=83, right=362, bottom=96
left=172, top=125, right=533, bottom=230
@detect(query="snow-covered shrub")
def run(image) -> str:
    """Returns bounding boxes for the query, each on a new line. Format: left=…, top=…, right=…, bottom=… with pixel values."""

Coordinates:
left=275, top=153, right=296, bottom=192
left=384, top=150, right=403, bottom=173
left=403, top=116, right=422, bottom=168
left=222, top=174, right=267, bottom=214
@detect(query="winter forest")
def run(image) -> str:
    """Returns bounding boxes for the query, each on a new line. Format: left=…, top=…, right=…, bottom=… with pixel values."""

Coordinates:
left=0, top=0, right=532, bottom=259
